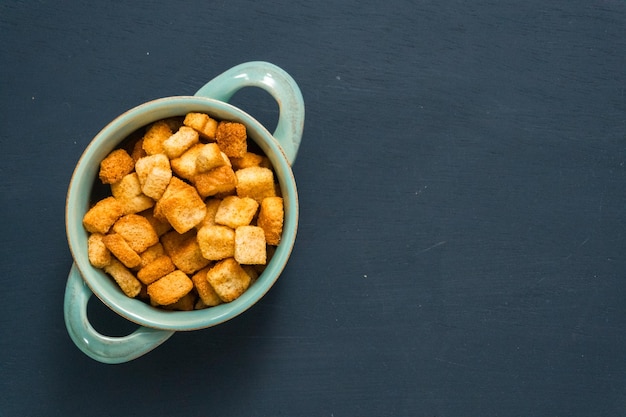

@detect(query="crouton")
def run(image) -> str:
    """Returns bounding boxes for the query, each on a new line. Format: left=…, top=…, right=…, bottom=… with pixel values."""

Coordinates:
left=110, top=173, right=155, bottom=214
left=138, top=242, right=165, bottom=268
left=111, top=214, right=159, bottom=253
left=230, top=152, right=271, bottom=170
left=196, top=198, right=222, bottom=229
left=158, top=178, right=207, bottom=233
left=162, top=126, right=199, bottom=159
left=257, top=196, right=284, bottom=245
left=140, top=209, right=172, bottom=236
left=102, top=233, right=142, bottom=269
left=215, top=121, right=247, bottom=157
left=130, top=137, right=147, bottom=162
left=161, top=291, right=197, bottom=311
left=214, top=196, right=259, bottom=229
left=192, top=267, right=222, bottom=307
left=137, top=255, right=176, bottom=285
left=197, top=225, right=235, bottom=261
left=87, top=233, right=111, bottom=268
left=142, top=120, right=172, bottom=155
left=183, top=112, right=218, bottom=139
left=103, top=258, right=142, bottom=298
left=235, top=166, right=276, bottom=203
left=161, top=230, right=210, bottom=274
left=147, top=270, right=193, bottom=305
left=234, top=226, right=266, bottom=265
left=98, top=149, right=135, bottom=184
left=134, top=154, right=172, bottom=200
left=196, top=143, right=226, bottom=172
left=170, top=143, right=203, bottom=180
left=82, top=196, right=124, bottom=234
left=205, top=258, right=251, bottom=302
left=193, top=165, right=237, bottom=198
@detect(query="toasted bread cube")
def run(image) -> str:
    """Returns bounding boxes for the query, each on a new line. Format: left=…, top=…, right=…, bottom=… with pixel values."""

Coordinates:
left=103, top=258, right=142, bottom=298
left=196, top=198, right=222, bottom=229
left=83, top=196, right=124, bottom=234
left=131, top=137, right=147, bottom=162
left=161, top=230, right=210, bottom=274
left=162, top=291, right=197, bottom=311
left=102, top=233, right=142, bottom=269
left=184, top=112, right=218, bottom=139
left=158, top=178, right=207, bottom=234
left=257, top=197, right=284, bottom=245
left=87, top=233, right=111, bottom=268
left=140, top=209, right=172, bottom=236
left=98, top=149, right=135, bottom=184
left=193, top=165, right=237, bottom=198
left=170, top=143, right=203, bottom=180
left=147, top=270, right=193, bottom=305
left=196, top=143, right=226, bottom=172
left=230, top=152, right=271, bottom=170
left=197, top=225, right=235, bottom=261
left=214, top=196, right=259, bottom=229
left=111, top=173, right=155, bottom=214
left=216, top=121, right=247, bottom=158
left=234, top=226, right=266, bottom=265
left=192, top=267, right=222, bottom=307
left=205, top=258, right=251, bottom=302
left=162, top=126, right=199, bottom=159
left=134, top=154, right=172, bottom=200
left=235, top=166, right=276, bottom=203
left=111, top=214, right=159, bottom=253
left=138, top=242, right=165, bottom=268
left=241, top=264, right=260, bottom=284
left=137, top=255, right=176, bottom=285
left=153, top=176, right=187, bottom=222
left=142, top=121, right=172, bottom=155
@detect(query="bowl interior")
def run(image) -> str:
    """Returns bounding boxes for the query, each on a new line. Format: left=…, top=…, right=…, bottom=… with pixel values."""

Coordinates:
left=66, top=96, right=298, bottom=330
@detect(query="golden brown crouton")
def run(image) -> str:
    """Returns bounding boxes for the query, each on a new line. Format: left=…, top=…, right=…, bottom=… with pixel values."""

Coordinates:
left=103, top=258, right=142, bottom=298
left=87, top=233, right=111, bottom=268
left=161, top=230, right=210, bottom=274
left=230, top=152, right=270, bottom=170
left=98, top=149, right=135, bottom=184
left=205, top=258, right=251, bottom=302
left=140, top=209, right=172, bottom=236
left=215, top=121, right=247, bottom=157
left=161, top=291, right=197, bottom=311
left=111, top=214, right=159, bottom=253
left=110, top=173, right=155, bottom=214
left=130, top=137, right=147, bottom=162
left=142, top=121, right=172, bottom=155
left=158, top=178, right=207, bottom=234
left=196, top=198, right=222, bottom=229
left=162, top=126, right=199, bottom=159
left=192, top=267, right=222, bottom=307
left=234, top=226, right=267, bottom=265
left=134, top=153, right=172, bottom=200
left=82, top=196, right=124, bottom=234
left=197, top=225, right=235, bottom=261
left=195, top=143, right=226, bottom=172
left=170, top=143, right=203, bottom=180
left=214, top=196, right=259, bottom=229
left=147, top=270, right=193, bottom=305
left=257, top=196, right=284, bottom=245
left=235, top=166, right=276, bottom=203
left=138, top=242, right=165, bottom=268
left=183, top=112, right=218, bottom=139
left=102, top=233, right=142, bottom=269
left=193, top=165, right=238, bottom=198
left=137, top=255, right=176, bottom=285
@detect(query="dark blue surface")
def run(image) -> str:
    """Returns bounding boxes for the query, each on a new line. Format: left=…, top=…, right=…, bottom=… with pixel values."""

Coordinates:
left=1, top=1, right=625, bottom=416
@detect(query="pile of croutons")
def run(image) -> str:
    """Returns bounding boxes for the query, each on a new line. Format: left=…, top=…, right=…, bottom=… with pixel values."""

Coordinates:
left=82, top=112, right=284, bottom=310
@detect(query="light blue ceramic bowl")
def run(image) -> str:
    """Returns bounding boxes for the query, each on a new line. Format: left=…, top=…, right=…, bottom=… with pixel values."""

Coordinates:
left=64, top=62, right=304, bottom=364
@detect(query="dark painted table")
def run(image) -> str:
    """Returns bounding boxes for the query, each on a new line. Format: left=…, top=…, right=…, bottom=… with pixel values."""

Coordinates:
left=1, top=1, right=625, bottom=415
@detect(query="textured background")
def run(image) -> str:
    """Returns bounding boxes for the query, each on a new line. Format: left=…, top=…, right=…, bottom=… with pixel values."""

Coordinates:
left=1, top=1, right=625, bottom=416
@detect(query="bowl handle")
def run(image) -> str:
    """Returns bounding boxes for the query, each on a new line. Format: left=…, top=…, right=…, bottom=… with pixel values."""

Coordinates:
left=63, top=263, right=175, bottom=364
left=194, top=61, right=305, bottom=165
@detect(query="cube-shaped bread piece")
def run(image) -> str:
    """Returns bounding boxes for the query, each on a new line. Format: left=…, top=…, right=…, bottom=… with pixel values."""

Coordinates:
left=162, top=126, right=199, bottom=159
left=131, top=137, right=147, bottom=162
left=111, top=173, right=155, bottom=214
left=230, top=152, right=271, bottom=170
left=87, top=233, right=111, bottom=268
left=112, top=214, right=159, bottom=253
left=196, top=198, right=222, bottom=229
left=147, top=270, right=193, bottom=305
left=138, top=242, right=165, bottom=268
left=184, top=112, right=218, bottom=139
left=235, top=166, right=276, bottom=203
left=257, top=196, right=284, bottom=245
left=83, top=196, right=124, bottom=234
left=99, top=149, right=135, bottom=184
left=137, top=255, right=176, bottom=285
left=161, top=291, right=197, bottom=311
left=193, top=165, right=237, bottom=198
left=192, top=267, right=222, bottom=307
left=205, top=258, right=251, bottom=302
left=140, top=209, right=172, bottom=236
left=158, top=178, right=207, bottom=234
left=170, top=143, right=203, bottom=180
left=197, top=225, right=235, bottom=261
left=234, top=226, right=267, bottom=265
left=161, top=230, right=210, bottom=274
left=104, top=258, right=142, bottom=298
left=196, top=143, right=226, bottom=173
left=142, top=120, right=172, bottom=155
left=102, top=233, right=142, bottom=269
left=215, top=121, right=247, bottom=158
left=134, top=153, right=172, bottom=200
left=214, top=196, right=259, bottom=229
